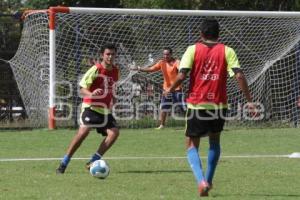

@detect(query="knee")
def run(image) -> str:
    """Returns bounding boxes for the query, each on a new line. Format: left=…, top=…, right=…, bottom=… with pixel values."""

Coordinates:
left=107, top=128, right=120, bottom=139
left=77, top=127, right=90, bottom=138
left=209, top=139, right=220, bottom=146
left=208, top=132, right=220, bottom=144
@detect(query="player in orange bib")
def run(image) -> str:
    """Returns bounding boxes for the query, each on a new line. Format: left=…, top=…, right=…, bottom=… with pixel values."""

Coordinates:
left=131, top=47, right=186, bottom=129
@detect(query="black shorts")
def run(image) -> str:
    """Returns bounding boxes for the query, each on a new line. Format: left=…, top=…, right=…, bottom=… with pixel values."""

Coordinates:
left=185, top=108, right=227, bottom=137
left=80, top=107, right=118, bottom=136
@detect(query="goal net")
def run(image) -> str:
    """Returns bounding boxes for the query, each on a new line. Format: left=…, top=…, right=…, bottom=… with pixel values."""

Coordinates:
left=8, top=8, right=300, bottom=128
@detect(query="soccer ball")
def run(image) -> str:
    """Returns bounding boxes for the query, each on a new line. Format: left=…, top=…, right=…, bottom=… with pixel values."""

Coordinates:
left=89, top=160, right=110, bottom=179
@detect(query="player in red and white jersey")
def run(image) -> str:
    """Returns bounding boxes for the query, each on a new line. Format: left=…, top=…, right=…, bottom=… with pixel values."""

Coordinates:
left=56, top=43, right=120, bottom=174
left=164, top=18, right=255, bottom=197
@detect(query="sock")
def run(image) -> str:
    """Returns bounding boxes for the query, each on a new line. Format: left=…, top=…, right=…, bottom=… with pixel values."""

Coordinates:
left=89, top=152, right=101, bottom=163
left=187, top=147, right=205, bottom=185
left=61, top=155, right=71, bottom=166
left=205, top=142, right=221, bottom=185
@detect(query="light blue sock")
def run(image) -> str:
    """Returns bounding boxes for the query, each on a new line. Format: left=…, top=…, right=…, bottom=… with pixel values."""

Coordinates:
left=187, top=147, right=205, bottom=185
left=205, top=142, right=221, bottom=185
left=89, top=152, right=101, bottom=163
left=61, top=155, right=71, bottom=166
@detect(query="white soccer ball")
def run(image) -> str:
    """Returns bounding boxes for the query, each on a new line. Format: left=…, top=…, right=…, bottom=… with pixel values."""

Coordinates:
left=89, top=160, right=110, bottom=179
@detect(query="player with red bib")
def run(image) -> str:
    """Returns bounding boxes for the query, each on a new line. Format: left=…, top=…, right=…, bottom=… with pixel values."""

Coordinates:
left=56, top=43, right=120, bottom=174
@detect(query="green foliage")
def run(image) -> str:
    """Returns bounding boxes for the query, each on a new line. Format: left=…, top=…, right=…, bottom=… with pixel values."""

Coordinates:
left=23, top=0, right=52, bottom=9
left=120, top=0, right=187, bottom=9
left=2, top=0, right=300, bottom=12
left=120, top=0, right=300, bottom=10
left=23, top=0, right=121, bottom=9
left=0, top=0, right=23, bottom=13
left=0, top=16, right=21, bottom=55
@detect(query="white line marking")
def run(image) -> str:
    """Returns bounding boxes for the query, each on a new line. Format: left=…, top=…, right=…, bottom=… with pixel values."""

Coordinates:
left=0, top=154, right=294, bottom=162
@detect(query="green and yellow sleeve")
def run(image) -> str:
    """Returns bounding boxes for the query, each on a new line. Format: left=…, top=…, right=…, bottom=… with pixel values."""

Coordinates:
left=225, top=46, right=240, bottom=77
left=179, top=45, right=195, bottom=70
left=79, top=65, right=98, bottom=89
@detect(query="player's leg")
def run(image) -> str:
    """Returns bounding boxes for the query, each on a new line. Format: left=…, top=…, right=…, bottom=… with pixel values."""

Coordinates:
left=57, top=107, right=99, bottom=174
left=56, top=126, right=91, bottom=174
left=86, top=127, right=120, bottom=169
left=186, top=108, right=212, bottom=196
left=186, top=136, right=205, bottom=184
left=66, top=126, right=92, bottom=157
left=205, top=109, right=226, bottom=187
left=86, top=113, right=119, bottom=169
left=158, top=111, right=167, bottom=128
left=205, top=132, right=221, bottom=187
left=173, top=91, right=186, bottom=113
left=156, top=94, right=171, bottom=129
left=186, top=136, right=210, bottom=196
left=96, top=127, right=120, bottom=156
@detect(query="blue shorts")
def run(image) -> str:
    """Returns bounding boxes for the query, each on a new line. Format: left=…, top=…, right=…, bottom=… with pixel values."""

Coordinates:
left=160, top=91, right=186, bottom=112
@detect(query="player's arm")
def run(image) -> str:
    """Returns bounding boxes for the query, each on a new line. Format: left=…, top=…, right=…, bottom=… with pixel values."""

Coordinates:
left=226, top=47, right=259, bottom=117
left=80, top=87, right=92, bottom=97
left=111, top=67, right=121, bottom=106
left=226, top=46, right=253, bottom=102
left=165, top=69, right=189, bottom=94
left=130, top=62, right=161, bottom=73
left=233, top=68, right=252, bottom=102
left=233, top=68, right=260, bottom=117
left=80, top=87, right=103, bottom=98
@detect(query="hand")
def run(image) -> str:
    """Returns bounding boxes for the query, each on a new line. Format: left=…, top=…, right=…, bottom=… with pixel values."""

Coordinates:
left=163, top=89, right=171, bottom=97
left=91, top=89, right=103, bottom=97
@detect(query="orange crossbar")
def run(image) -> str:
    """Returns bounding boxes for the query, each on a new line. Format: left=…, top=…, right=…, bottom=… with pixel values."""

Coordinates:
left=49, top=6, right=70, bottom=30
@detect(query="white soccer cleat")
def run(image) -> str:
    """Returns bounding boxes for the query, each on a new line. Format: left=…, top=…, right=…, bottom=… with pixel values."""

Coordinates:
left=155, top=125, right=164, bottom=130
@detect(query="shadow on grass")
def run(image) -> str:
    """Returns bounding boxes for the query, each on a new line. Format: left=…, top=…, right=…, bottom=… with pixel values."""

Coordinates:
left=118, top=170, right=190, bottom=174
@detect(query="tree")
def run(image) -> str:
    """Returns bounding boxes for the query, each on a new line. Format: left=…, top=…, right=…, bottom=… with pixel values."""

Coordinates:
left=23, top=0, right=121, bottom=9
left=2, top=0, right=300, bottom=12
left=0, top=0, right=23, bottom=13
left=120, top=0, right=187, bottom=9
left=22, top=0, right=50, bottom=9
left=120, top=0, right=300, bottom=11
left=0, top=0, right=22, bottom=54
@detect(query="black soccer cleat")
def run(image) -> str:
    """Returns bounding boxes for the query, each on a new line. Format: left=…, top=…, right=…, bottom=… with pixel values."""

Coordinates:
left=56, top=163, right=67, bottom=174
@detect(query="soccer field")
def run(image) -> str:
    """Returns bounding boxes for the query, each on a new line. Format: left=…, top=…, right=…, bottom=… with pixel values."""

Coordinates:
left=0, top=127, right=300, bottom=200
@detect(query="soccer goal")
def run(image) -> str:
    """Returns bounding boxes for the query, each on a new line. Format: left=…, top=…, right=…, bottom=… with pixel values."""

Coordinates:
left=8, top=7, right=300, bottom=129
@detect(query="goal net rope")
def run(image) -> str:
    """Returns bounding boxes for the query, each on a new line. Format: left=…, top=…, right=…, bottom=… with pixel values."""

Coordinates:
left=8, top=8, right=300, bottom=128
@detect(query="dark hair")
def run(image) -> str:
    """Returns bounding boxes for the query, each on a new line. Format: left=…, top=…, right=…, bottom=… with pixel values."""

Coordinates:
left=200, top=18, right=220, bottom=40
left=100, top=43, right=117, bottom=54
left=163, top=47, right=173, bottom=54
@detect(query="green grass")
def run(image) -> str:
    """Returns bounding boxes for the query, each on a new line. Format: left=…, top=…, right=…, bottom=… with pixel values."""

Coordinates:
left=0, top=127, right=300, bottom=199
